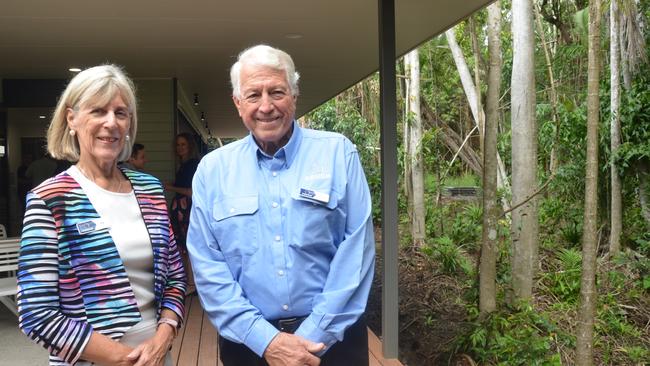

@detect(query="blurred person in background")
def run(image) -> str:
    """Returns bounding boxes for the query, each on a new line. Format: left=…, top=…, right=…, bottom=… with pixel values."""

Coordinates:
left=165, top=132, right=200, bottom=293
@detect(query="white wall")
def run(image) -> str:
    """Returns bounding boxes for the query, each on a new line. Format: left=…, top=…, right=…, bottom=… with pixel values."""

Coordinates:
left=132, top=79, right=176, bottom=184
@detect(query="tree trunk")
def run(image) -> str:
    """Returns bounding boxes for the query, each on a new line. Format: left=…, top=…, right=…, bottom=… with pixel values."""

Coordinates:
left=621, top=0, right=647, bottom=74
left=620, top=16, right=632, bottom=90
left=446, top=28, right=485, bottom=136
left=405, top=49, right=426, bottom=247
left=446, top=28, right=511, bottom=206
left=610, top=0, right=622, bottom=255
left=576, top=0, right=601, bottom=364
left=637, top=162, right=650, bottom=228
left=535, top=3, right=561, bottom=174
left=403, top=60, right=414, bottom=216
left=469, top=16, right=485, bottom=152
left=480, top=1, right=502, bottom=316
left=510, top=0, right=539, bottom=302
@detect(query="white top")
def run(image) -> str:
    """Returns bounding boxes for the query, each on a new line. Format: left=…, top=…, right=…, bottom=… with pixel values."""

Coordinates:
left=67, top=166, right=157, bottom=337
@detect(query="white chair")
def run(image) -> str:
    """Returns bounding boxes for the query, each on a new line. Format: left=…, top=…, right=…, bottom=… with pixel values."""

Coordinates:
left=0, top=238, right=20, bottom=316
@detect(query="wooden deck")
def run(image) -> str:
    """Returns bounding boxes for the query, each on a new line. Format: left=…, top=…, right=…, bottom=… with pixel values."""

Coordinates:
left=172, top=295, right=402, bottom=366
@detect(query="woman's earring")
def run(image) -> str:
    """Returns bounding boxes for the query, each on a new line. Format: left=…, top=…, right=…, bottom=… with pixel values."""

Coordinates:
left=69, top=130, right=76, bottom=137
left=126, top=135, right=130, bottom=141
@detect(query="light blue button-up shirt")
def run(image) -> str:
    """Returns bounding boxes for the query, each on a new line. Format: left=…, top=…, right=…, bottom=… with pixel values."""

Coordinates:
left=187, top=122, right=375, bottom=357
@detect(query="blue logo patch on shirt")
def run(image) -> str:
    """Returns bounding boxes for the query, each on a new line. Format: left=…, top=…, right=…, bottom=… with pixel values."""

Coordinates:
left=299, top=188, right=316, bottom=199
left=299, top=188, right=330, bottom=204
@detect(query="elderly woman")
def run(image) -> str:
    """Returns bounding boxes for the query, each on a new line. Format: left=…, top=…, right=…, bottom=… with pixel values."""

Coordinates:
left=17, top=65, right=186, bottom=366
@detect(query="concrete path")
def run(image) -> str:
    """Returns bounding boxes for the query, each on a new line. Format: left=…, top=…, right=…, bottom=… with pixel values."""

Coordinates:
left=0, top=306, right=47, bottom=366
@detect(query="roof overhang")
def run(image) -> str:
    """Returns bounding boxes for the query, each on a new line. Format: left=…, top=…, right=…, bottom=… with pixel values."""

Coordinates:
left=0, top=0, right=492, bottom=137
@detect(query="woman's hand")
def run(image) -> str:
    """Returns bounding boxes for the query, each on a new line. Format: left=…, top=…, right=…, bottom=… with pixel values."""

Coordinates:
left=126, top=325, right=175, bottom=366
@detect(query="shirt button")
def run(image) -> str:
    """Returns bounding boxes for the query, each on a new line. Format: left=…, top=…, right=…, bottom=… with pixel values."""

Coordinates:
left=272, top=171, right=278, bottom=177
left=274, top=235, right=281, bottom=242
left=277, top=270, right=284, bottom=276
left=272, top=202, right=279, bottom=208
left=282, top=304, right=289, bottom=311
left=229, top=207, right=235, bottom=213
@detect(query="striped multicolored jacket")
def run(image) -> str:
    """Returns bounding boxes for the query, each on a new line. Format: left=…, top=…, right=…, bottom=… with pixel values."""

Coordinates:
left=17, top=168, right=187, bottom=365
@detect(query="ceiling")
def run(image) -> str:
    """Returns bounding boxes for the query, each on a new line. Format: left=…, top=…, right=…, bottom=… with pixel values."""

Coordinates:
left=0, top=0, right=491, bottom=137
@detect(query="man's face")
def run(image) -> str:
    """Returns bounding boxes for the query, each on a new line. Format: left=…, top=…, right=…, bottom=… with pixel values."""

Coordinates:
left=233, top=65, right=296, bottom=150
left=129, top=149, right=147, bottom=170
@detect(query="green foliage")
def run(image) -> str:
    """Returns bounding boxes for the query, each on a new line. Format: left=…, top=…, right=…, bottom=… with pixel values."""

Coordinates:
left=595, top=287, right=650, bottom=364
left=538, top=196, right=584, bottom=248
left=572, top=7, right=589, bottom=43
left=614, top=66, right=650, bottom=173
left=449, top=203, right=483, bottom=250
left=559, top=220, right=583, bottom=248
left=628, top=235, right=650, bottom=291
left=422, top=236, right=472, bottom=275
left=457, top=303, right=573, bottom=365
left=442, top=173, right=478, bottom=187
left=540, top=249, right=583, bottom=304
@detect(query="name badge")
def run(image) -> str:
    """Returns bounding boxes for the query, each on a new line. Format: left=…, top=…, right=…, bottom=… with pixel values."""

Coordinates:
left=76, top=219, right=110, bottom=235
left=299, top=188, right=330, bottom=204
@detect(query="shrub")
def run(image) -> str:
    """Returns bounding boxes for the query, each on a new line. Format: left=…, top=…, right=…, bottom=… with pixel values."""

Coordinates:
left=422, top=236, right=472, bottom=275
left=457, top=303, right=572, bottom=365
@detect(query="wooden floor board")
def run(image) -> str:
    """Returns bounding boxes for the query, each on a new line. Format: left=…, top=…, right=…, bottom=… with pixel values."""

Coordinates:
left=176, top=296, right=203, bottom=366
left=171, top=295, right=191, bottom=364
left=174, top=295, right=402, bottom=366
left=197, top=308, right=218, bottom=366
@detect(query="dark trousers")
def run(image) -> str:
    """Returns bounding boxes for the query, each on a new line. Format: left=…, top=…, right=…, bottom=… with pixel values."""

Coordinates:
left=219, top=316, right=369, bottom=366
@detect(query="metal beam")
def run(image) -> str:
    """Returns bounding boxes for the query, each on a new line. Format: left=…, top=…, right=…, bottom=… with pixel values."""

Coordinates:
left=378, top=0, right=399, bottom=359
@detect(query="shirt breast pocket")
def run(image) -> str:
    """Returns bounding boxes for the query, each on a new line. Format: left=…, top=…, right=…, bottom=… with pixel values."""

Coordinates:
left=211, top=195, right=259, bottom=258
left=289, top=189, right=343, bottom=251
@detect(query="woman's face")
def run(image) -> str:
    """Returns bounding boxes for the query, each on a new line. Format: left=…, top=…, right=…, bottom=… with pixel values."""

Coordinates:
left=176, top=136, right=190, bottom=159
left=67, top=94, right=131, bottom=166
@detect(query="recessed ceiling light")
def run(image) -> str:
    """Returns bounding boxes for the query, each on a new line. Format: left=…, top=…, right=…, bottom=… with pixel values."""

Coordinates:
left=39, top=115, right=46, bottom=119
left=69, top=67, right=82, bottom=72
left=285, top=33, right=303, bottom=39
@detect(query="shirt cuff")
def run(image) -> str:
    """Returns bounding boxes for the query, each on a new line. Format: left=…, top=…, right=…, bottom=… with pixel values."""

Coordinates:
left=294, top=316, right=338, bottom=355
left=244, top=317, right=280, bottom=357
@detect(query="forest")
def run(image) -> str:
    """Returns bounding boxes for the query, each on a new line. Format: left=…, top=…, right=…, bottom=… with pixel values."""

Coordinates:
left=303, top=0, right=650, bottom=364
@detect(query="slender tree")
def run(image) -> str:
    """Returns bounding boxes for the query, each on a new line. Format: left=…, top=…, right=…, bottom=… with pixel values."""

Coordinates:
left=469, top=16, right=485, bottom=152
left=405, top=49, right=426, bottom=247
left=510, top=0, right=539, bottom=302
left=480, top=1, right=502, bottom=316
left=445, top=28, right=511, bottom=205
left=535, top=3, right=561, bottom=174
left=576, top=0, right=601, bottom=363
left=610, top=0, right=622, bottom=255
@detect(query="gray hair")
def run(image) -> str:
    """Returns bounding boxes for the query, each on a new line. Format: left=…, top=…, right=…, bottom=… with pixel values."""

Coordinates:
left=47, top=64, right=138, bottom=162
left=230, top=44, right=300, bottom=98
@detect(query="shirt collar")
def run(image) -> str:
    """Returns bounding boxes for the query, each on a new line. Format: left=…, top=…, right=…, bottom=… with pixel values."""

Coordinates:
left=249, top=120, right=302, bottom=169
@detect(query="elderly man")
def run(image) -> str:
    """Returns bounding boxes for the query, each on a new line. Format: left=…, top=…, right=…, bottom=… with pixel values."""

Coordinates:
left=187, top=44, right=375, bottom=366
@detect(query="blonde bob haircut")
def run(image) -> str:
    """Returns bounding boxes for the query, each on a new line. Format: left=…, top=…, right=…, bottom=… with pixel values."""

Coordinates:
left=47, top=64, right=138, bottom=163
